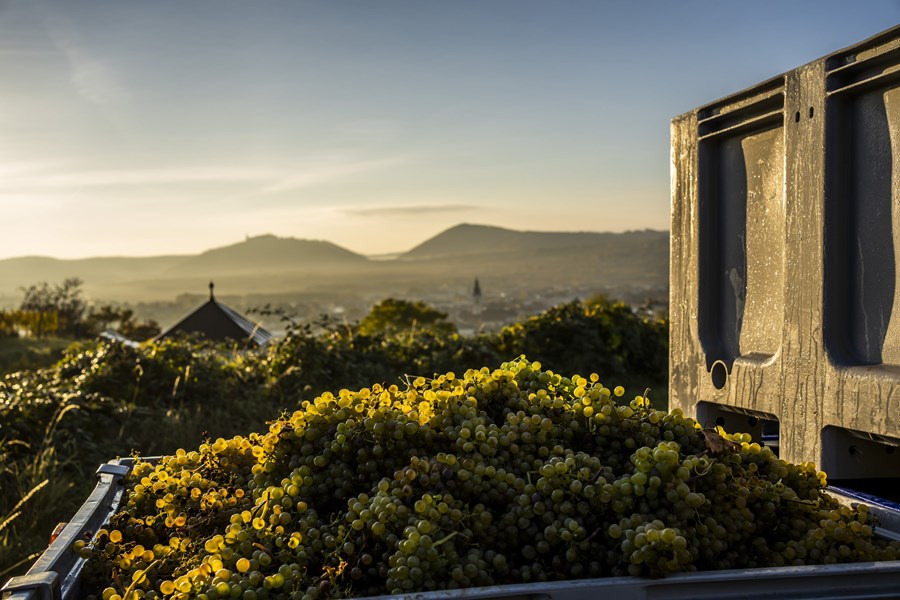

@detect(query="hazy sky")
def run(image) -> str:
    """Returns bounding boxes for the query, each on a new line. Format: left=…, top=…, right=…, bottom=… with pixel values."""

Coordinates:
left=1, top=1, right=898, bottom=259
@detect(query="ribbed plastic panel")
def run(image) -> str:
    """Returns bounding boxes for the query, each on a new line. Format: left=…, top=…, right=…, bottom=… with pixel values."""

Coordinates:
left=670, top=25, right=900, bottom=482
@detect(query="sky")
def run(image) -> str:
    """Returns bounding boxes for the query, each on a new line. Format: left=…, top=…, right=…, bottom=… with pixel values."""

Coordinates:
left=1, top=1, right=898, bottom=259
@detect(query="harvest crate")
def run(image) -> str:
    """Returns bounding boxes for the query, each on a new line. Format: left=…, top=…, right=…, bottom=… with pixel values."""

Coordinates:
left=3, top=460, right=900, bottom=600
left=670, top=25, right=900, bottom=483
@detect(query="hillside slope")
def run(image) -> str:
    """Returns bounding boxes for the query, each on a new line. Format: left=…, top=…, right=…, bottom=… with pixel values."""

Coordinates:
left=402, top=223, right=668, bottom=260
left=165, top=234, right=368, bottom=276
left=0, top=227, right=669, bottom=304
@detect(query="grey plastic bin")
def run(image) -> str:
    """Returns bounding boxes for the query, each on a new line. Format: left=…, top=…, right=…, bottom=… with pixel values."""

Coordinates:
left=670, top=24, right=900, bottom=480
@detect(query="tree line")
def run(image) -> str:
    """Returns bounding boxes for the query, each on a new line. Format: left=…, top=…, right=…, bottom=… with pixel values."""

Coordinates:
left=0, top=278, right=160, bottom=340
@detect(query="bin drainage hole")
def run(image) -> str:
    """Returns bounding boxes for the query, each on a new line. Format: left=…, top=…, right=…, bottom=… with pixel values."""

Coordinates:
left=794, top=111, right=801, bottom=123
left=808, top=107, right=814, bottom=119
left=710, top=361, right=728, bottom=390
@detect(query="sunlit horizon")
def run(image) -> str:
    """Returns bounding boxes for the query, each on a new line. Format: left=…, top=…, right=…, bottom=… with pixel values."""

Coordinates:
left=1, top=1, right=897, bottom=260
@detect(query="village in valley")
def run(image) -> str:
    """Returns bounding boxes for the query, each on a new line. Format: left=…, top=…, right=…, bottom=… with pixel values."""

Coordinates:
left=0, top=226, right=670, bottom=353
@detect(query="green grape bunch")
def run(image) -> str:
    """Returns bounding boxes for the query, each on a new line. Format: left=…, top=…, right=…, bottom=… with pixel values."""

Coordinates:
left=76, top=358, right=900, bottom=600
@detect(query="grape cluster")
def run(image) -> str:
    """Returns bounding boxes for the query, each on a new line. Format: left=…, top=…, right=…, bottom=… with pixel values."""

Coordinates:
left=79, top=358, right=900, bottom=600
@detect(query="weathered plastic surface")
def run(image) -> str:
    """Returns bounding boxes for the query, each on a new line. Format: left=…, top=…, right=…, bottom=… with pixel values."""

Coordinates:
left=670, top=25, right=900, bottom=478
left=3, top=460, right=900, bottom=600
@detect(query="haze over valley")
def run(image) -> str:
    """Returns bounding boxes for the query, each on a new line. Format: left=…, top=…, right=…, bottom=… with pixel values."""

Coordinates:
left=0, top=224, right=669, bottom=333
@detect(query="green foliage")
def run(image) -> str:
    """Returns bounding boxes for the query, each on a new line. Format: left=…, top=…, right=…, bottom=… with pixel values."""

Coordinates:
left=0, top=311, right=20, bottom=338
left=266, top=298, right=666, bottom=405
left=82, top=305, right=161, bottom=340
left=20, top=278, right=86, bottom=337
left=0, top=447, right=50, bottom=581
left=14, top=280, right=160, bottom=342
left=66, top=337, right=261, bottom=409
left=494, top=298, right=668, bottom=389
left=1, top=309, right=59, bottom=339
left=356, top=298, right=458, bottom=338
left=0, top=336, right=71, bottom=375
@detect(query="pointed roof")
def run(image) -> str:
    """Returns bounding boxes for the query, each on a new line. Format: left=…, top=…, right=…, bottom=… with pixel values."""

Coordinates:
left=154, top=282, right=274, bottom=346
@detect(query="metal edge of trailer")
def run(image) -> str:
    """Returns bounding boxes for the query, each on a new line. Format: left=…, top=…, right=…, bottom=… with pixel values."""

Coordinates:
left=357, top=560, right=900, bottom=600
left=831, top=487, right=900, bottom=543
left=4, top=458, right=900, bottom=600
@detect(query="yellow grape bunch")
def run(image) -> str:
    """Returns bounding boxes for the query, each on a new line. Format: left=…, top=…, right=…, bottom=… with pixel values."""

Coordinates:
left=76, top=358, right=899, bottom=600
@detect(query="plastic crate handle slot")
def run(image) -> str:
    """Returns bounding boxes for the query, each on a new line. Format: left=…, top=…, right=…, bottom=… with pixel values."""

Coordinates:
left=1, top=572, right=61, bottom=600
left=95, top=463, right=130, bottom=479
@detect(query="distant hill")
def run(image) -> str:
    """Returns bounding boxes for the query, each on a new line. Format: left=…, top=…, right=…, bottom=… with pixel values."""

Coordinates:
left=0, top=235, right=367, bottom=299
left=0, top=227, right=669, bottom=306
left=0, top=255, right=187, bottom=289
left=165, top=235, right=368, bottom=276
left=402, top=223, right=668, bottom=260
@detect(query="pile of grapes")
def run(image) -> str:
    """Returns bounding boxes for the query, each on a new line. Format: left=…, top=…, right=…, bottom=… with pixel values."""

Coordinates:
left=78, top=358, right=899, bottom=600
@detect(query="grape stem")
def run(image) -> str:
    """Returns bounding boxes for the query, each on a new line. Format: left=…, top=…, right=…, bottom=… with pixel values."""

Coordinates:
left=432, top=531, right=459, bottom=548
left=121, top=557, right=162, bottom=600
left=784, top=497, right=818, bottom=507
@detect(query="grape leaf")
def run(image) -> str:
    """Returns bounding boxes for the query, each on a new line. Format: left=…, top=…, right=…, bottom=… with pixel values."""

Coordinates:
left=700, top=428, right=739, bottom=454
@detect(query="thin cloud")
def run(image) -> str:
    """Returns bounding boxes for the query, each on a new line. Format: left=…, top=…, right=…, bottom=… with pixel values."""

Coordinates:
left=66, top=53, right=128, bottom=106
left=41, top=7, right=128, bottom=106
left=29, top=167, right=277, bottom=188
left=0, top=161, right=66, bottom=178
left=0, top=167, right=275, bottom=191
left=0, top=48, right=55, bottom=56
left=261, top=157, right=405, bottom=193
left=0, top=192, right=69, bottom=214
left=0, top=158, right=406, bottom=192
left=345, top=204, right=479, bottom=217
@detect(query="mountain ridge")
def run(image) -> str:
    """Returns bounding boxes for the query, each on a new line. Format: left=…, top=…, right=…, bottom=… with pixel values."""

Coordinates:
left=0, top=226, right=669, bottom=303
left=402, top=223, right=668, bottom=260
left=164, top=234, right=368, bottom=276
left=0, top=226, right=670, bottom=264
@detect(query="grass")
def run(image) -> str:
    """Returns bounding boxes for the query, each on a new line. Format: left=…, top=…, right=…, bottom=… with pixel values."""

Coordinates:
left=0, top=397, right=81, bottom=581
left=0, top=337, right=72, bottom=376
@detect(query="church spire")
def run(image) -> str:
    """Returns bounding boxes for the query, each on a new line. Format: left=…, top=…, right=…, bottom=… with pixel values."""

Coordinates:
left=473, top=277, right=483, bottom=316
left=209, top=281, right=215, bottom=301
